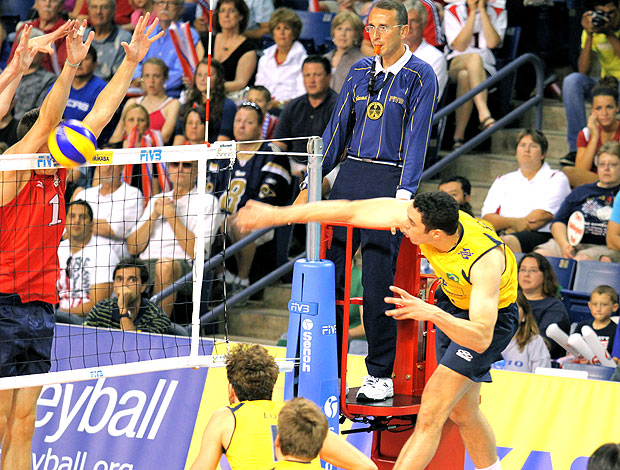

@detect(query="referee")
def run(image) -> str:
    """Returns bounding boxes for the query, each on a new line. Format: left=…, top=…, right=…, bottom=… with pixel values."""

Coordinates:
left=318, top=0, right=438, bottom=401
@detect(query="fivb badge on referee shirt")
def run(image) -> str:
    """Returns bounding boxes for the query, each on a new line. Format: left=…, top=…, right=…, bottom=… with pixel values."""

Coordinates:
left=367, top=101, right=384, bottom=120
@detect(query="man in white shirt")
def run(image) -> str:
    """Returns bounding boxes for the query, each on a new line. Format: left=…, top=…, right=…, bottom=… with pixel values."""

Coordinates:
left=127, top=160, right=221, bottom=316
left=57, top=200, right=119, bottom=317
left=481, top=129, right=571, bottom=253
left=403, top=0, right=448, bottom=97
left=72, top=164, right=144, bottom=258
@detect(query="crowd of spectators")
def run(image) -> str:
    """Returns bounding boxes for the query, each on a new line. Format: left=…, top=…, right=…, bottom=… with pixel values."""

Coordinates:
left=1, top=0, right=620, bottom=354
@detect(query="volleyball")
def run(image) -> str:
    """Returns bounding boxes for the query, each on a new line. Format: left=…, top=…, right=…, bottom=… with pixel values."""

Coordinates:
left=48, top=119, right=97, bottom=167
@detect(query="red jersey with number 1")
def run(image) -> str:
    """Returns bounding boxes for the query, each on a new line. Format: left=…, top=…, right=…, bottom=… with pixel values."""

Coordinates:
left=0, top=170, right=66, bottom=304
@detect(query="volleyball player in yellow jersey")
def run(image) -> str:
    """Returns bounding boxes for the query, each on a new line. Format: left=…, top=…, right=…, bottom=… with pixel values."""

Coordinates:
left=189, top=344, right=376, bottom=470
left=237, top=192, right=519, bottom=470
left=271, top=398, right=327, bottom=470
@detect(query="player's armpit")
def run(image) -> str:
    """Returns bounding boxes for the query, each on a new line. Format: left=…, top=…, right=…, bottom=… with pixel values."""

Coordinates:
left=190, top=407, right=233, bottom=470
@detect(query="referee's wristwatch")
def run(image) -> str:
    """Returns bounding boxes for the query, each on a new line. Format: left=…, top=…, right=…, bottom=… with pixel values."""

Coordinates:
left=119, top=312, right=132, bottom=319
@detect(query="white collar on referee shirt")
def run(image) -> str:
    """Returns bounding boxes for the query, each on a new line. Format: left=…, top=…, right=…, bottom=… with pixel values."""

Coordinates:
left=374, top=44, right=413, bottom=76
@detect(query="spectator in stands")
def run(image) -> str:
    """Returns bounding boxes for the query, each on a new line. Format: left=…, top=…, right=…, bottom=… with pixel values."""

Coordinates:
left=443, top=0, right=506, bottom=149
left=481, top=129, right=571, bottom=254
left=84, top=258, right=171, bottom=333
left=561, top=0, right=620, bottom=167
left=587, top=443, right=620, bottom=470
left=179, top=59, right=236, bottom=142
left=127, top=159, right=221, bottom=316
left=9, top=0, right=68, bottom=75
left=12, top=29, right=57, bottom=121
left=206, top=0, right=257, bottom=94
left=73, top=0, right=134, bottom=29
left=438, top=175, right=475, bottom=216
left=109, top=102, right=163, bottom=148
left=361, top=0, right=444, bottom=54
left=255, top=8, right=307, bottom=107
left=536, top=142, right=620, bottom=262
left=173, top=106, right=206, bottom=145
left=564, top=82, right=620, bottom=188
left=207, top=102, right=291, bottom=294
left=274, top=398, right=328, bottom=467
left=500, top=289, right=551, bottom=372
left=246, top=85, right=278, bottom=139
left=113, top=58, right=180, bottom=144
left=189, top=343, right=377, bottom=470
left=274, top=55, right=338, bottom=175
left=194, top=0, right=273, bottom=39
left=576, top=285, right=618, bottom=356
left=62, top=46, right=107, bottom=121
left=72, top=164, right=145, bottom=259
left=403, top=0, right=448, bottom=97
left=130, top=0, right=156, bottom=30
left=517, top=252, right=570, bottom=359
left=131, top=0, right=205, bottom=98
left=57, top=200, right=119, bottom=317
left=606, top=174, right=620, bottom=253
left=83, top=0, right=133, bottom=82
left=324, top=11, right=365, bottom=94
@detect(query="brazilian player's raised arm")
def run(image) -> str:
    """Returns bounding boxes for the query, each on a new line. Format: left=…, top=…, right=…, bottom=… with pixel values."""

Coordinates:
left=6, top=20, right=93, bottom=157
left=237, top=197, right=410, bottom=232
left=83, top=13, right=164, bottom=138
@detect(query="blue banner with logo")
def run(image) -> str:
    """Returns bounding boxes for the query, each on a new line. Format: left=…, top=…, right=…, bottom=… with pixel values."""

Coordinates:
left=30, top=324, right=212, bottom=470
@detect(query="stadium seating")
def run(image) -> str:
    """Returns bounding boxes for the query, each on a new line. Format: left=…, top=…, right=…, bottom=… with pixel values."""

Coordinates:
left=547, top=256, right=576, bottom=290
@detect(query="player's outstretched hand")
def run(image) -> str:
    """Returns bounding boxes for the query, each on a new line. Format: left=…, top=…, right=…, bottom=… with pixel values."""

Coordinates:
left=7, top=25, right=37, bottom=74
left=237, top=200, right=279, bottom=232
left=28, top=20, right=72, bottom=55
left=122, top=13, right=164, bottom=64
left=384, top=285, right=435, bottom=321
left=66, top=19, right=95, bottom=66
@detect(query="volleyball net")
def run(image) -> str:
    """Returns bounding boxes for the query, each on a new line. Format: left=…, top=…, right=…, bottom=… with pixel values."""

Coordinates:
left=0, top=142, right=239, bottom=390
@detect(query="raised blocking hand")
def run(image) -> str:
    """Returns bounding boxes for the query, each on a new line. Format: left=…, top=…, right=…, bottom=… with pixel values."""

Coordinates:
left=65, top=19, right=95, bottom=66
left=121, top=13, right=165, bottom=64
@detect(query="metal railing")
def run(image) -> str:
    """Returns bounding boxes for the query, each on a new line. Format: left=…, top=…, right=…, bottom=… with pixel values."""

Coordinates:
left=422, top=53, right=545, bottom=180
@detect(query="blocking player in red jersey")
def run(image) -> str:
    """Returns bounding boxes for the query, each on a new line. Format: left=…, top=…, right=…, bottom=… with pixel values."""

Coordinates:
left=0, top=14, right=163, bottom=470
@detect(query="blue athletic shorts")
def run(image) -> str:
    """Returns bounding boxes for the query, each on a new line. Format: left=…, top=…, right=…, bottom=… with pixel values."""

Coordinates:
left=0, top=293, right=55, bottom=378
left=434, top=290, right=518, bottom=382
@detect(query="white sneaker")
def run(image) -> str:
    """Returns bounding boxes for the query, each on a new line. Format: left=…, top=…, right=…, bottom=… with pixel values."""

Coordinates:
left=356, top=375, right=394, bottom=402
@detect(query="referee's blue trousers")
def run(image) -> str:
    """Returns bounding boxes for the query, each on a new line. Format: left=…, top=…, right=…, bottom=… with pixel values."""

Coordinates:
left=327, top=158, right=402, bottom=378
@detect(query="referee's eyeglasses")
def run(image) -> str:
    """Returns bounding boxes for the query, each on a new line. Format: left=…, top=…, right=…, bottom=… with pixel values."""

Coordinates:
left=365, top=24, right=405, bottom=34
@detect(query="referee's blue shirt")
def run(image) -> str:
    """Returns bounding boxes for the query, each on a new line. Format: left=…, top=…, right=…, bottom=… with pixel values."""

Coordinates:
left=321, top=46, right=438, bottom=198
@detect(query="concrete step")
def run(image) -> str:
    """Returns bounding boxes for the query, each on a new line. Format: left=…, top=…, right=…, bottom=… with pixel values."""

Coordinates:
left=262, top=283, right=293, bottom=310
left=226, top=304, right=289, bottom=341
left=520, top=101, right=567, bottom=132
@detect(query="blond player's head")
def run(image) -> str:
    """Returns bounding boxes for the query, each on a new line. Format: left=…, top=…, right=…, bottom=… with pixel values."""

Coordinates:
left=276, top=398, right=328, bottom=461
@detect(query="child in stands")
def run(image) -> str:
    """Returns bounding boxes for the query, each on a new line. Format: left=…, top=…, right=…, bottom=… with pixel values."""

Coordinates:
left=577, top=285, right=619, bottom=356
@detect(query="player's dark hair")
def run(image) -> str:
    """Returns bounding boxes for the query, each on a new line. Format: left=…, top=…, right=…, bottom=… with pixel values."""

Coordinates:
left=278, top=398, right=328, bottom=460
left=303, top=55, right=331, bottom=75
left=518, top=253, right=559, bottom=298
left=372, top=0, right=408, bottom=26
left=16, top=108, right=41, bottom=140
left=226, top=344, right=279, bottom=401
left=591, top=285, right=619, bottom=305
left=412, top=192, right=459, bottom=235
left=66, top=199, right=94, bottom=222
left=113, top=258, right=150, bottom=285
left=439, top=175, right=471, bottom=196
left=516, top=129, right=548, bottom=156
left=214, top=0, right=250, bottom=33
left=587, top=443, right=620, bottom=470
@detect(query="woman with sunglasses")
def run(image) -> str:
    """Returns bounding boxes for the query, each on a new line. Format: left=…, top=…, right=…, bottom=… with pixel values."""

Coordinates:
left=206, top=101, right=292, bottom=295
